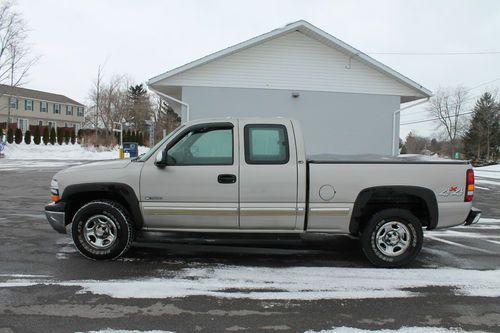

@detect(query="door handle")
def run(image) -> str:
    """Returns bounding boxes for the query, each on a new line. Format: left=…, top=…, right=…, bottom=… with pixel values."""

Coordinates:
left=218, top=174, right=237, bottom=184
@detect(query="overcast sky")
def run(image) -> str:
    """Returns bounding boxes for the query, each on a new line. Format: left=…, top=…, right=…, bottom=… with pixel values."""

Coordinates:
left=15, top=0, right=500, bottom=138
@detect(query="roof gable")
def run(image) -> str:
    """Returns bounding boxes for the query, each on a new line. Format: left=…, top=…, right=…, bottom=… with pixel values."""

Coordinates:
left=149, top=20, right=431, bottom=101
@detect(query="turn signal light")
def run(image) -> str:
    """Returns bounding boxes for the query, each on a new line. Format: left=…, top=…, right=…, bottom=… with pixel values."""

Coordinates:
left=465, top=169, right=474, bottom=202
left=50, top=195, right=60, bottom=202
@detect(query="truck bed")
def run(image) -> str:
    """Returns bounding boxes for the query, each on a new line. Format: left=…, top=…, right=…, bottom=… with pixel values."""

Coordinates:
left=307, top=154, right=469, bottom=165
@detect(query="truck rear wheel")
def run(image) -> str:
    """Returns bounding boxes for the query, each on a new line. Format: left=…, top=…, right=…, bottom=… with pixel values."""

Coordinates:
left=71, top=200, right=134, bottom=260
left=360, top=208, right=423, bottom=268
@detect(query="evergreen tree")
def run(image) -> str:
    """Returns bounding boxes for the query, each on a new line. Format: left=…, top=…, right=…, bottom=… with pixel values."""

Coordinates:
left=0, top=127, right=3, bottom=140
left=131, top=130, right=136, bottom=142
left=7, top=128, right=13, bottom=144
left=70, top=130, right=76, bottom=144
left=14, top=128, right=22, bottom=144
left=57, top=128, right=63, bottom=145
left=64, top=130, right=70, bottom=144
left=49, top=127, right=56, bottom=145
left=24, top=130, right=31, bottom=144
left=125, top=129, right=131, bottom=142
left=43, top=127, right=50, bottom=145
left=463, top=92, right=500, bottom=161
left=33, top=126, right=41, bottom=145
left=77, top=129, right=83, bottom=144
left=138, top=132, right=143, bottom=146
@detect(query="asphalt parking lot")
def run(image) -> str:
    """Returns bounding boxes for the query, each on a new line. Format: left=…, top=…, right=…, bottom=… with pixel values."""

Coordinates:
left=0, top=162, right=499, bottom=333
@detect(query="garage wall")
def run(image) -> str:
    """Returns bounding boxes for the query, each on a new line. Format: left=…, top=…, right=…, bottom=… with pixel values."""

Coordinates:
left=181, top=86, right=401, bottom=156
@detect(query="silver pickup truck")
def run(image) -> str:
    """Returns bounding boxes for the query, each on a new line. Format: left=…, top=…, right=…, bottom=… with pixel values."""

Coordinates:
left=45, top=118, right=481, bottom=267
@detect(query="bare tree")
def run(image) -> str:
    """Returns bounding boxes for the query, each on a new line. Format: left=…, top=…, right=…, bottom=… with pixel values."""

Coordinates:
left=0, top=1, right=38, bottom=123
left=427, top=86, right=469, bottom=157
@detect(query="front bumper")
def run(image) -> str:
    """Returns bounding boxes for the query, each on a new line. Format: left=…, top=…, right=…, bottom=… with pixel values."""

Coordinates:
left=45, top=202, right=67, bottom=234
left=464, top=207, right=482, bottom=226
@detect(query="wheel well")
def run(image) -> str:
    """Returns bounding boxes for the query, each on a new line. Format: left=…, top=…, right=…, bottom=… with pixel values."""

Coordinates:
left=61, top=183, right=143, bottom=230
left=349, top=186, right=438, bottom=235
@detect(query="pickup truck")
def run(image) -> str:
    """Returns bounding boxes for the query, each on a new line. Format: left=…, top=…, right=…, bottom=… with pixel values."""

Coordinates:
left=45, top=118, right=481, bottom=267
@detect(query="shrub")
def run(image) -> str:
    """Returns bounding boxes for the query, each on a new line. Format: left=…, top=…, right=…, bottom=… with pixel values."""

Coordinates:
left=56, top=128, right=63, bottom=145
left=43, top=127, right=49, bottom=145
left=24, top=130, right=31, bottom=144
left=70, top=130, right=76, bottom=144
left=14, top=128, right=22, bottom=144
left=64, top=130, right=70, bottom=144
left=0, top=127, right=3, bottom=140
left=7, top=128, right=13, bottom=144
left=33, top=126, right=41, bottom=145
left=49, top=127, right=56, bottom=145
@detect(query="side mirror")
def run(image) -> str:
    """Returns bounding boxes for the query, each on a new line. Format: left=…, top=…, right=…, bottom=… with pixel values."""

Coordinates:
left=155, top=150, right=167, bottom=167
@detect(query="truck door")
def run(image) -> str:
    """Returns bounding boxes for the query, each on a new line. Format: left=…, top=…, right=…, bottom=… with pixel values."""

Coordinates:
left=140, top=121, right=239, bottom=230
left=239, top=120, right=298, bottom=230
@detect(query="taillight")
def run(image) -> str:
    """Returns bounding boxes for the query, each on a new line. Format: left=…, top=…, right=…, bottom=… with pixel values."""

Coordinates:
left=465, top=169, right=474, bottom=202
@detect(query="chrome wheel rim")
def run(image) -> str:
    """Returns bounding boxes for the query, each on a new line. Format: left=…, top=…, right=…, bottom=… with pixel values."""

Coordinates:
left=375, top=220, right=411, bottom=257
left=83, top=214, right=117, bottom=249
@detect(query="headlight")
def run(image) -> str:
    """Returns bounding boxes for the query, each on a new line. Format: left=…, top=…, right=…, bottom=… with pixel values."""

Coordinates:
left=50, top=179, right=59, bottom=202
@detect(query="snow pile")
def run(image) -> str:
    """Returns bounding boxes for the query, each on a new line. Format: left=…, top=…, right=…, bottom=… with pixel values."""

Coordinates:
left=1, top=141, right=149, bottom=160
left=77, top=330, right=173, bottom=333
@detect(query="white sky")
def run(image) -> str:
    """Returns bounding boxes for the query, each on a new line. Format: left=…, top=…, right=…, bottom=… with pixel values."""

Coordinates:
left=15, top=0, right=500, bottom=139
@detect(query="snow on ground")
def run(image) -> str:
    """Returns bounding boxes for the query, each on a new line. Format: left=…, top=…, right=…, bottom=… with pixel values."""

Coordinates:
left=1, top=266, right=500, bottom=300
left=305, top=327, right=487, bottom=333
left=1, top=141, right=149, bottom=160
left=474, top=164, right=500, bottom=187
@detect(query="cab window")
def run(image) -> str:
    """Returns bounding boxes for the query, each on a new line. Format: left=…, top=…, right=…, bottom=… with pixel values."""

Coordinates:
left=244, top=124, right=289, bottom=164
left=167, top=126, right=233, bottom=165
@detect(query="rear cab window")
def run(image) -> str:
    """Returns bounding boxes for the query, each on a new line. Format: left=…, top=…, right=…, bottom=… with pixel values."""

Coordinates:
left=244, top=124, right=289, bottom=164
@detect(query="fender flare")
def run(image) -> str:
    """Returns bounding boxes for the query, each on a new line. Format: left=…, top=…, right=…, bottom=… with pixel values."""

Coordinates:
left=349, top=185, right=438, bottom=234
left=61, top=182, right=143, bottom=230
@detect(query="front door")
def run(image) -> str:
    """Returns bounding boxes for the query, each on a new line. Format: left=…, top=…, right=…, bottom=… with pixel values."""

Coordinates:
left=140, top=122, right=239, bottom=230
left=238, top=120, right=298, bottom=230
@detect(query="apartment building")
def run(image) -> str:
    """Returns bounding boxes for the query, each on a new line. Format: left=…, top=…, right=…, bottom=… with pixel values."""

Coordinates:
left=0, top=84, right=85, bottom=133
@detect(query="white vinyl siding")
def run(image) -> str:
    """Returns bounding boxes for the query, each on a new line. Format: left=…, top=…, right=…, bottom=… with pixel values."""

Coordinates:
left=160, top=31, right=419, bottom=97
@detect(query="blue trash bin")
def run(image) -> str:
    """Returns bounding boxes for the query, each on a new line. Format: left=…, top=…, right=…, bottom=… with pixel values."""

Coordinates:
left=123, top=142, right=138, bottom=158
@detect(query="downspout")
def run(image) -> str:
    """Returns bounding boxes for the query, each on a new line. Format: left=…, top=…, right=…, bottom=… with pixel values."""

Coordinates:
left=392, top=97, right=430, bottom=156
left=148, top=87, right=190, bottom=123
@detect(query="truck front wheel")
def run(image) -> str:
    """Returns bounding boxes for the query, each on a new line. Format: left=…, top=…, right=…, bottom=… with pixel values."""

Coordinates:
left=71, top=200, right=134, bottom=260
left=360, top=208, right=423, bottom=268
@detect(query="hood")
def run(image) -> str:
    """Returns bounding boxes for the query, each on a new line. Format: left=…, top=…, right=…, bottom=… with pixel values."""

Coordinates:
left=57, top=159, right=132, bottom=175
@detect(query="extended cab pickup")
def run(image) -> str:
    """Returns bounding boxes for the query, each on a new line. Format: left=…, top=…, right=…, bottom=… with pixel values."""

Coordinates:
left=45, top=118, right=481, bottom=267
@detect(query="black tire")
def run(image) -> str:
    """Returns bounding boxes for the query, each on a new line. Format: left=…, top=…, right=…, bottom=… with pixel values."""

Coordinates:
left=360, top=208, right=423, bottom=268
left=71, top=200, right=134, bottom=260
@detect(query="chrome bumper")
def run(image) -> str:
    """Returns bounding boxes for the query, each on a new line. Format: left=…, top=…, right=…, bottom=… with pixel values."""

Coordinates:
left=45, top=202, right=67, bottom=234
left=464, top=207, right=481, bottom=226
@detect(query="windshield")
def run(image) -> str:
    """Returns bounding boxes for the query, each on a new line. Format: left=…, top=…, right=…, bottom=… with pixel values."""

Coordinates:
left=136, top=124, right=185, bottom=162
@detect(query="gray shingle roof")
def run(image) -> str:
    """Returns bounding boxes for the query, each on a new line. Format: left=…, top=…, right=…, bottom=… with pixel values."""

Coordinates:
left=0, top=84, right=84, bottom=106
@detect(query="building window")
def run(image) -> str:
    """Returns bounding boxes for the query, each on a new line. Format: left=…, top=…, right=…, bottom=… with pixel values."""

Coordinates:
left=40, top=101, right=48, bottom=113
left=64, top=122, right=68, bottom=128
left=66, top=105, right=73, bottom=116
left=53, top=104, right=60, bottom=114
left=18, top=118, right=29, bottom=133
left=48, top=121, right=56, bottom=130
left=9, top=98, right=18, bottom=109
left=25, top=99, right=33, bottom=111
left=38, top=120, right=43, bottom=126
left=77, top=107, right=84, bottom=117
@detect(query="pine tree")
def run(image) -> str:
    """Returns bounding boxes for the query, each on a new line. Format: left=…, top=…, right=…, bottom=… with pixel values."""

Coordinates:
left=56, top=128, right=63, bottom=145
left=24, top=130, right=31, bottom=144
left=33, top=126, right=41, bottom=145
left=49, top=127, right=56, bottom=145
left=43, top=127, right=49, bottom=145
left=7, top=128, right=13, bottom=143
left=463, top=92, right=500, bottom=161
left=77, top=129, right=82, bottom=144
left=70, top=130, right=76, bottom=144
left=14, top=128, right=22, bottom=144
left=64, top=130, right=70, bottom=144
left=125, top=129, right=131, bottom=142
